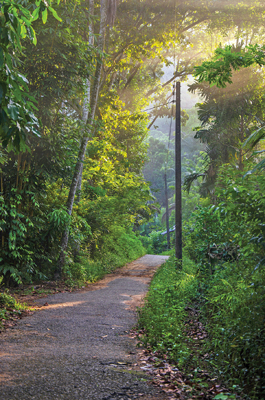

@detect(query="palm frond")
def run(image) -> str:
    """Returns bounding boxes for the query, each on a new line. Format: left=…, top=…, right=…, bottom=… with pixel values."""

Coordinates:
left=243, top=125, right=265, bottom=150
left=184, top=172, right=206, bottom=193
left=244, top=157, right=265, bottom=177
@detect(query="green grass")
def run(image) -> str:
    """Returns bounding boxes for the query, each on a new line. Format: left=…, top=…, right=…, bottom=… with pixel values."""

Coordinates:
left=138, top=255, right=197, bottom=366
left=138, top=251, right=265, bottom=399
left=21, top=287, right=53, bottom=296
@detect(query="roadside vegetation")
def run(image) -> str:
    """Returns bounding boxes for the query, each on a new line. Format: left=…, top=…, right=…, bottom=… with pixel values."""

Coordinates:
left=0, top=289, right=30, bottom=330
left=139, top=187, right=265, bottom=399
left=138, top=50, right=265, bottom=400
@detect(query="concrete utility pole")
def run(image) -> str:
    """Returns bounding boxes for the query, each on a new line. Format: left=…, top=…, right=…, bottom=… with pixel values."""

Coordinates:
left=175, top=82, right=182, bottom=264
left=164, top=172, right=170, bottom=250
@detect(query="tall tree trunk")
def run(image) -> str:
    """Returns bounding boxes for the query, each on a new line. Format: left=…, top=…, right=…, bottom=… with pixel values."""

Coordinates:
left=76, top=0, right=95, bottom=203
left=55, top=0, right=108, bottom=279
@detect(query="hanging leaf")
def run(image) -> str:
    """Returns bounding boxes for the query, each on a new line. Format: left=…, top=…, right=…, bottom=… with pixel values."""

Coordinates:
left=31, top=7, right=40, bottom=21
left=7, top=104, right=20, bottom=121
left=0, top=83, right=6, bottom=103
left=0, top=47, right=4, bottom=68
left=42, top=8, right=48, bottom=24
left=48, top=6, right=62, bottom=22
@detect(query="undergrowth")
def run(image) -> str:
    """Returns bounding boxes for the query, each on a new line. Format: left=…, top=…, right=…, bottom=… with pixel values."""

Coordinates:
left=138, top=255, right=197, bottom=367
left=138, top=253, right=265, bottom=399
left=0, top=291, right=28, bottom=328
left=63, top=227, right=146, bottom=286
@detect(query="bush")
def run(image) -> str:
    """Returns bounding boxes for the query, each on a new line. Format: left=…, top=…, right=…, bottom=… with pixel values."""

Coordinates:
left=144, top=230, right=168, bottom=254
left=97, top=225, right=146, bottom=266
left=63, top=226, right=146, bottom=286
left=0, top=291, right=28, bottom=326
left=203, top=259, right=265, bottom=397
left=182, top=163, right=265, bottom=398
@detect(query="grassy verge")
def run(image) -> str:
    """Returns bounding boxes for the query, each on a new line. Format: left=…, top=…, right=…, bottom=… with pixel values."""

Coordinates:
left=138, top=255, right=197, bottom=367
left=138, top=254, right=265, bottom=399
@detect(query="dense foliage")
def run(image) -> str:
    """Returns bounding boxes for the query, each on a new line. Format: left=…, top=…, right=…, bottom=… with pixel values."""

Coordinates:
left=138, top=4, right=265, bottom=398
left=1, top=1, right=265, bottom=397
left=1, top=0, right=232, bottom=284
left=140, top=162, right=265, bottom=397
left=0, top=0, right=162, bottom=285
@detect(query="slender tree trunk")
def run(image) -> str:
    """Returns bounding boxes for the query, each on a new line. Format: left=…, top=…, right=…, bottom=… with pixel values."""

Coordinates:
left=239, top=112, right=244, bottom=171
left=76, top=0, right=95, bottom=203
left=55, top=0, right=108, bottom=279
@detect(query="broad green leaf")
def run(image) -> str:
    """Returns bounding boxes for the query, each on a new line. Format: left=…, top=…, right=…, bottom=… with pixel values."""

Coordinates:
left=0, top=47, right=4, bottom=68
left=32, top=28, right=37, bottom=45
left=243, top=124, right=265, bottom=148
left=20, top=23, right=27, bottom=38
left=21, top=16, right=31, bottom=27
left=17, top=73, right=29, bottom=84
left=31, top=127, right=41, bottom=138
left=7, top=104, right=20, bottom=121
left=31, top=7, right=40, bottom=21
left=42, top=8, right=48, bottom=24
left=9, top=81, right=22, bottom=102
left=20, top=7, right=31, bottom=19
left=48, top=6, right=62, bottom=22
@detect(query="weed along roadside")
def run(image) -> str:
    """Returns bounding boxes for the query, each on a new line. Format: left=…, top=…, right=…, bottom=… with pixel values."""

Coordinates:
left=0, top=291, right=33, bottom=331
left=137, top=256, right=257, bottom=400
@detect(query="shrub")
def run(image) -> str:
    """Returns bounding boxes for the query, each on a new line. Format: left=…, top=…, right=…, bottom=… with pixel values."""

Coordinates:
left=63, top=226, right=146, bottom=286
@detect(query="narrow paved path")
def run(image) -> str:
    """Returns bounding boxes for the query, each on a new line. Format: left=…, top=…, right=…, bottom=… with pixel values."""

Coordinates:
left=0, top=255, right=169, bottom=400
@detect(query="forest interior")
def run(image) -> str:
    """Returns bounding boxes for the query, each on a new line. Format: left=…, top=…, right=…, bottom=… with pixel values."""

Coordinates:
left=0, top=0, right=265, bottom=399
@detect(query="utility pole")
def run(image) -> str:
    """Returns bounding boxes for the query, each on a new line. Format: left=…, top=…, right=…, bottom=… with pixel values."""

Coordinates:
left=175, top=82, right=182, bottom=264
left=164, top=171, right=170, bottom=250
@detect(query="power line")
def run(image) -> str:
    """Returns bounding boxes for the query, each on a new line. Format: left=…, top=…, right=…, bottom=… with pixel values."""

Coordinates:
left=112, top=99, right=174, bottom=122
left=141, top=100, right=174, bottom=114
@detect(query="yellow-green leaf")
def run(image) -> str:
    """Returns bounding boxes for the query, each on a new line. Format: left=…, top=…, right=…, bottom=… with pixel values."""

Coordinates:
left=20, top=24, right=27, bottom=38
left=48, top=6, right=62, bottom=22
left=31, top=7, right=40, bottom=21
left=42, top=8, right=48, bottom=24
